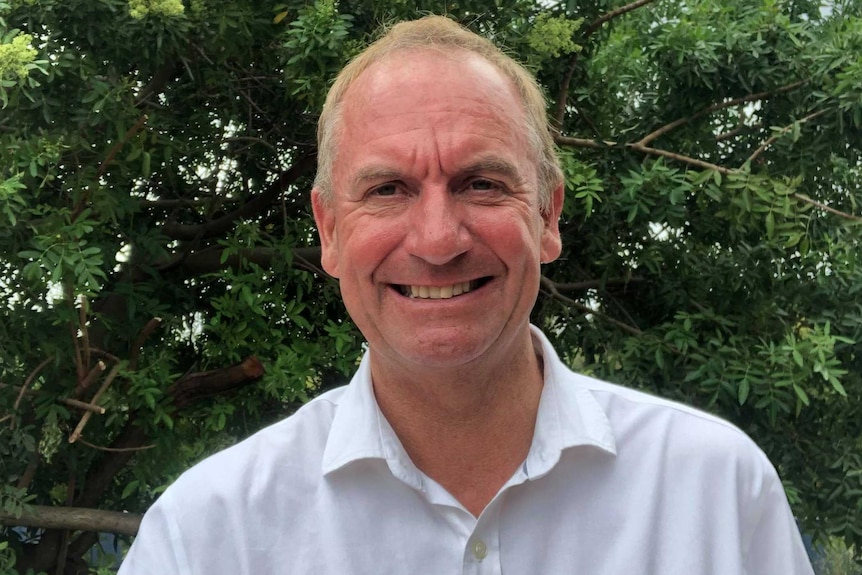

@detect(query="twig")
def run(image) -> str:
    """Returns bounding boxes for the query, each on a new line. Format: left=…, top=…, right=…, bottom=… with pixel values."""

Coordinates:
left=556, top=134, right=737, bottom=174
left=79, top=295, right=90, bottom=377
left=66, top=284, right=85, bottom=382
left=62, top=398, right=106, bottom=415
left=744, top=109, right=830, bottom=166
left=583, top=0, right=659, bottom=39
left=2, top=382, right=107, bottom=414
left=637, top=80, right=807, bottom=147
left=224, top=136, right=278, bottom=153
left=628, top=143, right=737, bottom=175
left=96, top=115, right=149, bottom=180
left=540, top=276, right=643, bottom=336
left=68, top=363, right=122, bottom=444
left=554, top=135, right=614, bottom=150
left=792, top=193, right=862, bottom=223
left=15, top=357, right=52, bottom=411
left=128, top=317, right=163, bottom=371
left=77, top=438, right=155, bottom=453
left=554, top=53, right=580, bottom=129
left=554, top=277, right=645, bottom=291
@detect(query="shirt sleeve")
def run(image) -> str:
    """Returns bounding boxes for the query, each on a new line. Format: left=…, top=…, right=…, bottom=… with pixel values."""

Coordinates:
left=118, top=492, right=189, bottom=575
left=744, top=469, right=815, bottom=575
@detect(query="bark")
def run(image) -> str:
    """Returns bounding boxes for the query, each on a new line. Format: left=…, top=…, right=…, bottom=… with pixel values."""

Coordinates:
left=0, top=505, right=141, bottom=536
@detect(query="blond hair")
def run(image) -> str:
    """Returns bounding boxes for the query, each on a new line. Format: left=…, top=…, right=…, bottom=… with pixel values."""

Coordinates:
left=313, top=15, right=563, bottom=213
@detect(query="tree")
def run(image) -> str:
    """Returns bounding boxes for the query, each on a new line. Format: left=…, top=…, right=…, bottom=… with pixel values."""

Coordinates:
left=0, top=0, right=860, bottom=572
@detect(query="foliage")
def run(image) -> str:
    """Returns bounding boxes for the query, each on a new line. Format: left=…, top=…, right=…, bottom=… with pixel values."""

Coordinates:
left=814, top=537, right=862, bottom=575
left=0, top=0, right=860, bottom=572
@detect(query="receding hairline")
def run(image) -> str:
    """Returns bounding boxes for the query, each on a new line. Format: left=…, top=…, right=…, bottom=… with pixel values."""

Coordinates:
left=314, top=15, right=563, bottom=211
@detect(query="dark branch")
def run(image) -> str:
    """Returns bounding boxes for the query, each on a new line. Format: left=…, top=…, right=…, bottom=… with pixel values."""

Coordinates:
left=177, top=246, right=323, bottom=276
left=637, top=80, right=807, bottom=147
left=168, top=356, right=265, bottom=409
left=540, top=276, right=643, bottom=336
left=554, top=277, right=645, bottom=291
left=0, top=505, right=141, bottom=536
left=554, top=135, right=736, bottom=174
left=160, top=154, right=316, bottom=241
left=555, top=0, right=659, bottom=130
left=583, top=0, right=659, bottom=39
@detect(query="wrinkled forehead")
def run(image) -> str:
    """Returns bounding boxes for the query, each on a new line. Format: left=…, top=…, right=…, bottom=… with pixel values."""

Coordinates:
left=331, top=49, right=535, bottom=177
left=343, top=47, right=527, bottom=123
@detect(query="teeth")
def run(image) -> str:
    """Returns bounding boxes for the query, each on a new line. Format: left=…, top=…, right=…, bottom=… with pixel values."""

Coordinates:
left=404, top=281, right=474, bottom=299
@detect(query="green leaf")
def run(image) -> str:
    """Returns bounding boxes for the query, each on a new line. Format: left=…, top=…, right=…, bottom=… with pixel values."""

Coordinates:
left=738, top=379, right=750, bottom=405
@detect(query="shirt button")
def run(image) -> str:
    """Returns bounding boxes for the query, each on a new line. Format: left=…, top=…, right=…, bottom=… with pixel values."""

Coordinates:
left=472, top=540, right=488, bottom=561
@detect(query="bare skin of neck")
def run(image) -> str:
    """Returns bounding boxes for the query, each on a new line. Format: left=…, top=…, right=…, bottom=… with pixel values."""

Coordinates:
left=370, top=330, right=544, bottom=518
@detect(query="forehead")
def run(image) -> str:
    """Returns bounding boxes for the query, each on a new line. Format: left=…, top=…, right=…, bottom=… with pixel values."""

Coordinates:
left=333, top=49, right=532, bottom=177
left=346, top=48, right=524, bottom=122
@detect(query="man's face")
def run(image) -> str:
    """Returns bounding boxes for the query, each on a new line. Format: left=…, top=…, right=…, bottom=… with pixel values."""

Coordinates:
left=312, top=49, right=563, bottom=373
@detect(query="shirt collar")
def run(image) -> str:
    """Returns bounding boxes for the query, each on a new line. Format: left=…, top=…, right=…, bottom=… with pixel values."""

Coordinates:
left=321, top=326, right=616, bottom=483
left=523, top=326, right=616, bottom=479
left=321, top=352, right=425, bottom=489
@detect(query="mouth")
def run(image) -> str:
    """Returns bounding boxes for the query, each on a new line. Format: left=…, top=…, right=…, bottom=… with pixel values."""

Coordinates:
left=394, top=277, right=492, bottom=299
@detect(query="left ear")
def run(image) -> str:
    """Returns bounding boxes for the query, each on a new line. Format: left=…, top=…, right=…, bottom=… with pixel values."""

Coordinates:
left=540, top=182, right=564, bottom=263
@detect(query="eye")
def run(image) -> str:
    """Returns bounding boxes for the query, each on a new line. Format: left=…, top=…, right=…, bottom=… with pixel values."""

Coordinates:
left=464, top=178, right=504, bottom=194
left=470, top=179, right=496, bottom=190
left=368, top=183, right=400, bottom=197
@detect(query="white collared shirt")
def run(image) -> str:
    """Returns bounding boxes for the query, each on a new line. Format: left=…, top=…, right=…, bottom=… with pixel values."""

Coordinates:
left=119, top=327, right=813, bottom=574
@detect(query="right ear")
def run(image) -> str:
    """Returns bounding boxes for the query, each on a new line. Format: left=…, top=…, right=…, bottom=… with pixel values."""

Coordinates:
left=311, top=187, right=340, bottom=278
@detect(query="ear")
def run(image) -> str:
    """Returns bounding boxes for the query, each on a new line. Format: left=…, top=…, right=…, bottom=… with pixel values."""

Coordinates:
left=311, top=187, right=340, bottom=278
left=539, top=182, right=564, bottom=264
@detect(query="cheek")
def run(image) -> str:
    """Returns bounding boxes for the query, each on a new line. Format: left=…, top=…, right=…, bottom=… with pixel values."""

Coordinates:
left=474, top=213, right=543, bottom=258
left=337, top=216, right=406, bottom=273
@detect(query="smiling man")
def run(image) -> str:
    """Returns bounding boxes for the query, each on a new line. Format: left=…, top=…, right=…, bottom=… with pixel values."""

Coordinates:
left=119, top=16, right=814, bottom=575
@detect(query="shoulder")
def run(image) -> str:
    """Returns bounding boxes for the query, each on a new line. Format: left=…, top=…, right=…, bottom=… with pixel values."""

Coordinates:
left=571, top=372, right=774, bottom=478
left=161, top=385, right=349, bottom=510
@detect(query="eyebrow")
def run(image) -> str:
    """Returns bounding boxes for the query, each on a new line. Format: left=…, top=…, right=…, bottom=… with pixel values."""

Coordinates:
left=350, top=155, right=525, bottom=188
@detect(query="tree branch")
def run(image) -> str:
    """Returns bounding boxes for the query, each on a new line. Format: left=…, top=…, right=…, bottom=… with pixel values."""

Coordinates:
left=0, top=505, right=142, bottom=536
left=77, top=438, right=155, bottom=453
left=554, top=0, right=658, bottom=129
left=555, top=135, right=735, bottom=174
left=168, top=356, right=265, bottom=409
left=69, top=363, right=121, bottom=444
left=177, top=246, right=322, bottom=276
left=15, top=357, right=52, bottom=411
left=1, top=383, right=104, bottom=415
left=792, top=193, right=862, bottom=223
left=128, top=317, right=163, bottom=372
left=160, top=154, right=316, bottom=241
left=583, top=0, right=659, bottom=39
left=554, top=277, right=645, bottom=291
left=744, top=109, right=830, bottom=166
left=637, top=80, right=807, bottom=147
left=628, top=143, right=737, bottom=174
left=540, top=276, right=643, bottom=335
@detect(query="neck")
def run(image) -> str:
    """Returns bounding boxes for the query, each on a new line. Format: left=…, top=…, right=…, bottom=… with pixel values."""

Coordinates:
left=369, top=328, right=544, bottom=516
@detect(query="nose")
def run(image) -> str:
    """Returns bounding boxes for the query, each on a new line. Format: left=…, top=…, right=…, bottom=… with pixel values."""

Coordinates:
left=404, top=188, right=472, bottom=265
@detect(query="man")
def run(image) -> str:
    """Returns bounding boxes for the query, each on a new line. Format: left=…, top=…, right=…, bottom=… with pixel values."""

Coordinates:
left=120, top=16, right=814, bottom=574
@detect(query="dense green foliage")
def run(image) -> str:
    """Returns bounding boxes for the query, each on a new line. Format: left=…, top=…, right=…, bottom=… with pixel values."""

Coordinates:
left=0, top=0, right=860, bottom=572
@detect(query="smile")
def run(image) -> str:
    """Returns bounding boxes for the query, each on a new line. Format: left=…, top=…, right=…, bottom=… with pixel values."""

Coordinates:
left=396, top=278, right=489, bottom=299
